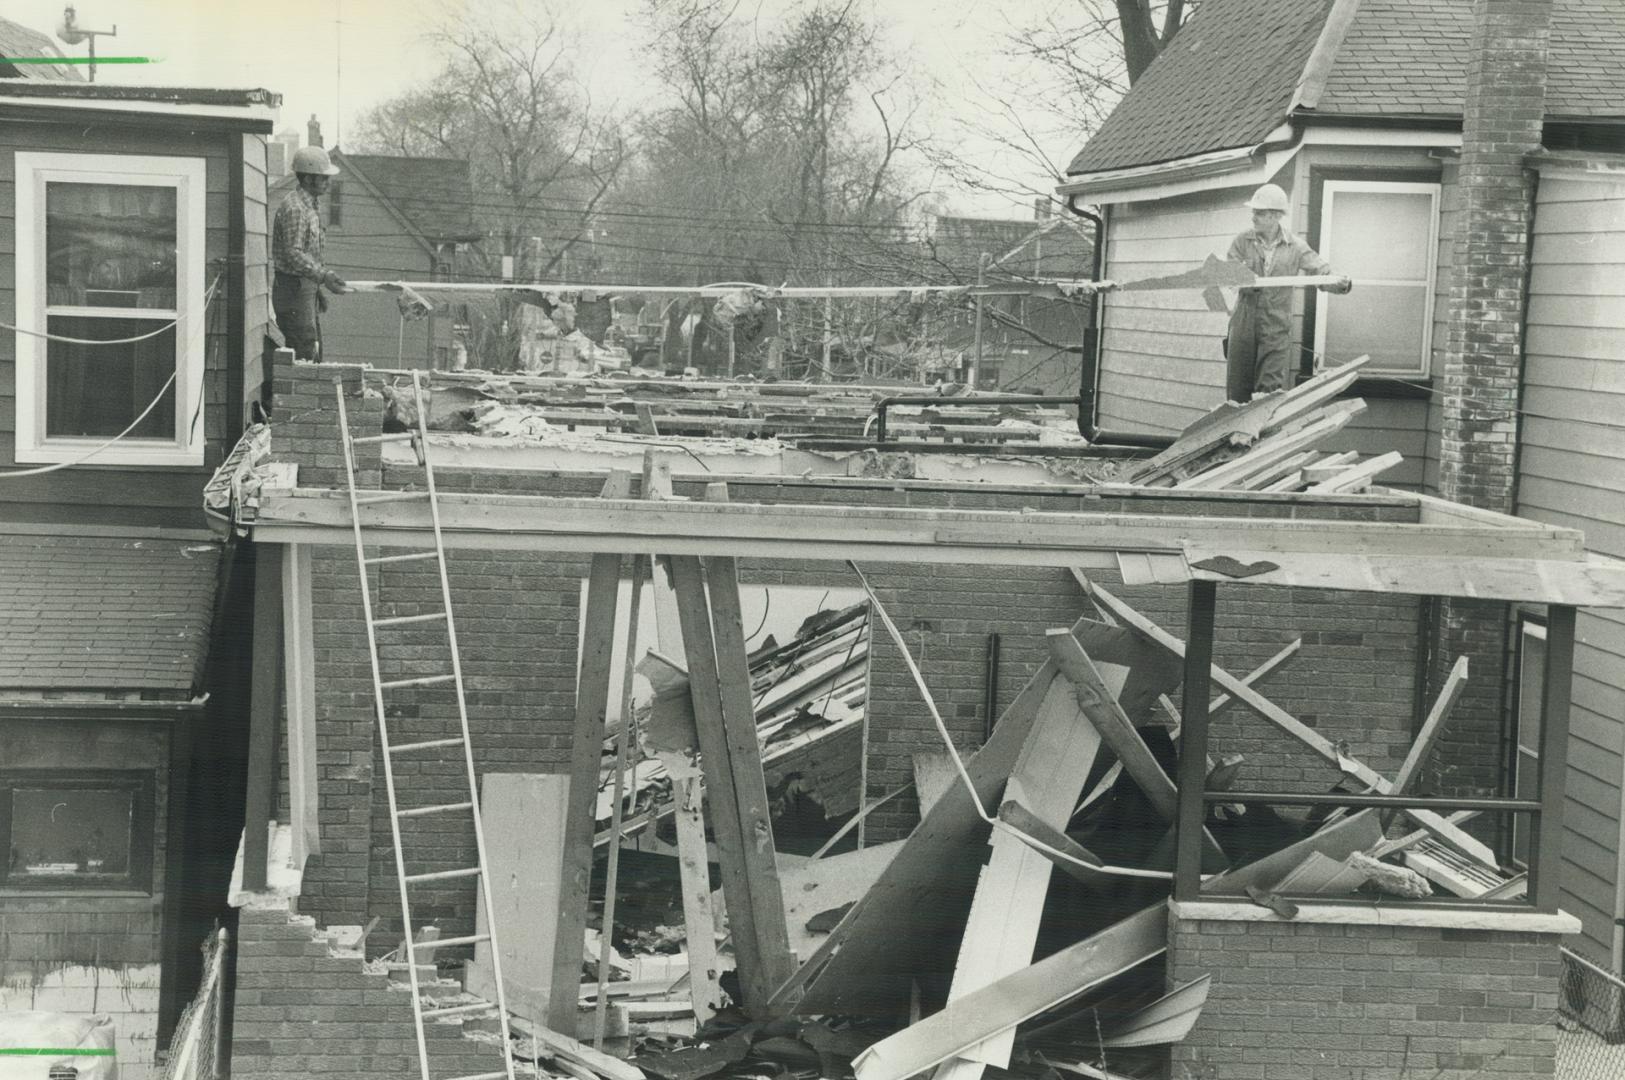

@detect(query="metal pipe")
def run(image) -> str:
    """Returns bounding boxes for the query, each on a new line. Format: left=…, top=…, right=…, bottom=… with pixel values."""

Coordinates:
left=1064, top=201, right=1178, bottom=451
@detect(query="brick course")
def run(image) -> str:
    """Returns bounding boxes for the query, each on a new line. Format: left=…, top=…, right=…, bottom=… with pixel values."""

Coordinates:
left=1168, top=918, right=1563, bottom=1079
left=267, top=354, right=1425, bottom=944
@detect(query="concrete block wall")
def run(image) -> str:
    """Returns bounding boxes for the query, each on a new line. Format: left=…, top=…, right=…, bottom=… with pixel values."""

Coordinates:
left=266, top=353, right=1429, bottom=939
left=1167, top=918, right=1562, bottom=1079
left=231, top=904, right=516, bottom=1080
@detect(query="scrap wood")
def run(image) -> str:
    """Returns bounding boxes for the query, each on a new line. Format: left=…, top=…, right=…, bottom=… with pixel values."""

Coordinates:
left=780, top=840, right=903, bottom=962
left=850, top=904, right=1168, bottom=1080
left=1305, top=450, right=1404, bottom=494
left=1272, top=852, right=1368, bottom=896
left=934, top=672, right=1107, bottom=1077
left=1243, top=884, right=1300, bottom=919
left=996, top=800, right=1112, bottom=886
left=1403, top=840, right=1509, bottom=898
left=1081, top=579, right=1498, bottom=872
left=1097, top=974, right=1213, bottom=1049
left=507, top=1014, right=646, bottom=1080
left=1389, top=656, right=1470, bottom=803
left=1121, top=357, right=1368, bottom=484
left=1172, top=399, right=1367, bottom=491
left=1153, top=637, right=1303, bottom=732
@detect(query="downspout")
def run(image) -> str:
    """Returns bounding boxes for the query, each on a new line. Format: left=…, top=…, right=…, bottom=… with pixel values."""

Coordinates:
left=1064, top=200, right=1174, bottom=449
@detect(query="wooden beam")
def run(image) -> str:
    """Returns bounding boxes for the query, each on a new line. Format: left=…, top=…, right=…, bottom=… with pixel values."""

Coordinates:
left=243, top=542, right=284, bottom=892
left=549, top=471, right=630, bottom=1034
left=251, top=487, right=1592, bottom=570
left=1305, top=450, right=1403, bottom=494
left=934, top=674, right=1104, bottom=1079
left=281, top=543, right=320, bottom=866
left=1533, top=605, right=1576, bottom=913
left=1174, top=401, right=1366, bottom=491
left=1392, top=656, right=1469, bottom=796
left=1084, top=580, right=1498, bottom=871
left=1173, top=581, right=1216, bottom=902
left=993, top=800, right=1109, bottom=885
left=1047, top=633, right=1176, bottom=820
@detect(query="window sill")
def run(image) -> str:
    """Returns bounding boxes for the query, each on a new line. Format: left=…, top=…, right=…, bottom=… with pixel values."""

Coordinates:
left=16, top=444, right=204, bottom=468
left=1170, top=898, right=1579, bottom=934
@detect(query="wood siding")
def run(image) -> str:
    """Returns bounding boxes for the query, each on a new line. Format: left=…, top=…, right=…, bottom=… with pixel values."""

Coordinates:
left=1520, top=169, right=1625, bottom=966
left=244, top=134, right=271, bottom=416
left=0, top=124, right=252, bottom=530
left=271, top=174, right=440, bottom=368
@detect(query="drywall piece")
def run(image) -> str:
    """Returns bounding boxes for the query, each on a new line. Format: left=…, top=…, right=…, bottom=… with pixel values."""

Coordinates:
left=780, top=840, right=905, bottom=963
left=851, top=903, right=1167, bottom=1080
left=777, top=647, right=1069, bottom=1017
left=1202, top=810, right=1384, bottom=895
left=1099, top=974, right=1213, bottom=1048
left=508, top=1013, right=646, bottom=1080
left=467, top=773, right=570, bottom=1026
left=934, top=674, right=1105, bottom=1078
left=1272, top=852, right=1368, bottom=896
left=912, top=751, right=957, bottom=815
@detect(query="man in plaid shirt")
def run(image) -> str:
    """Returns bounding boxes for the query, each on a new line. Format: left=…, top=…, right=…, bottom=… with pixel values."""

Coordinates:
left=272, top=146, right=350, bottom=360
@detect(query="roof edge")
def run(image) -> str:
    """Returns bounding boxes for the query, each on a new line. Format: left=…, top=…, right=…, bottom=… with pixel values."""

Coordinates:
left=329, top=149, right=436, bottom=258
left=1291, top=0, right=1364, bottom=113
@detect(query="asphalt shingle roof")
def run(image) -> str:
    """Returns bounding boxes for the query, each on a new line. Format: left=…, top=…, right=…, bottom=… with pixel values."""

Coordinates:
left=341, top=153, right=482, bottom=243
left=0, top=16, right=83, bottom=82
left=0, top=534, right=220, bottom=694
left=1069, top=0, right=1625, bottom=176
left=1066, top=0, right=1337, bottom=174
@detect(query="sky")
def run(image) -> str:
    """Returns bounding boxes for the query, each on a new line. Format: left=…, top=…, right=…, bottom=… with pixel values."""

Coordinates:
left=12, top=0, right=1088, bottom=218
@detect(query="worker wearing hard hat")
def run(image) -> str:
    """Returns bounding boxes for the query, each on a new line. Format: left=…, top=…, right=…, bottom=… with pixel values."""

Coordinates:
left=1224, top=183, right=1352, bottom=401
left=272, top=146, right=350, bottom=361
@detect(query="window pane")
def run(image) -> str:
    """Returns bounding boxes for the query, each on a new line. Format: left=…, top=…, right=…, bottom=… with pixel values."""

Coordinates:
left=46, top=181, right=177, bottom=309
left=10, top=787, right=133, bottom=882
left=1323, top=284, right=1428, bottom=371
left=1328, top=191, right=1432, bottom=279
left=45, top=316, right=177, bottom=438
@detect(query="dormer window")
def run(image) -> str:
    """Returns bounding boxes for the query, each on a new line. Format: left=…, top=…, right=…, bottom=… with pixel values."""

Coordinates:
left=13, top=152, right=207, bottom=466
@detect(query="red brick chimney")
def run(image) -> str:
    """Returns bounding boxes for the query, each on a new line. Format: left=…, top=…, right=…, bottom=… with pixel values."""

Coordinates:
left=307, top=114, right=324, bottom=149
left=1433, top=0, right=1553, bottom=798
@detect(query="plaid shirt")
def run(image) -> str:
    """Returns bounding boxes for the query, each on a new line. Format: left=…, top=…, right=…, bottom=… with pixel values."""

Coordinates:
left=272, top=185, right=327, bottom=281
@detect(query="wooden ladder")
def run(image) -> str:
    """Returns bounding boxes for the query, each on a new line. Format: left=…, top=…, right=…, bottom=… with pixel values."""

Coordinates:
left=335, top=372, right=517, bottom=1080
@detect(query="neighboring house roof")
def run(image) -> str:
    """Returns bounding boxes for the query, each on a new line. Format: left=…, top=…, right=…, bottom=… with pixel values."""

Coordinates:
left=1067, top=0, right=1625, bottom=176
left=0, top=16, right=83, bottom=81
left=340, top=153, right=482, bottom=243
left=0, top=534, right=220, bottom=695
left=1067, top=0, right=1336, bottom=175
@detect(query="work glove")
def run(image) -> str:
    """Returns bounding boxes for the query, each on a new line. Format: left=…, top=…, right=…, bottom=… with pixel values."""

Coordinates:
left=317, top=290, right=329, bottom=314
left=323, top=270, right=350, bottom=293
left=1332, top=276, right=1353, bottom=294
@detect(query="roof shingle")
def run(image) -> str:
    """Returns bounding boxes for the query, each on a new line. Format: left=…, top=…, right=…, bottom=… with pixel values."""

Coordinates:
left=0, top=534, right=220, bottom=694
left=1066, top=0, right=1337, bottom=175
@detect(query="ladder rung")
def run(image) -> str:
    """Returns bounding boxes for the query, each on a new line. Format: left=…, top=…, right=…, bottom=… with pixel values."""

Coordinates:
left=357, top=490, right=430, bottom=506
left=373, top=611, right=449, bottom=628
left=406, top=867, right=484, bottom=884
left=447, top=1072, right=509, bottom=1080
left=381, top=673, right=457, bottom=690
left=414, top=932, right=489, bottom=950
left=390, top=737, right=464, bottom=754
left=365, top=551, right=439, bottom=566
left=352, top=432, right=417, bottom=445
left=420, top=1000, right=496, bottom=1021
left=396, top=801, right=473, bottom=819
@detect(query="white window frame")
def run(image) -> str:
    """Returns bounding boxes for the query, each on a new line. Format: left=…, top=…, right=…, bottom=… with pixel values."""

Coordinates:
left=1313, top=179, right=1441, bottom=378
left=14, top=151, right=207, bottom=467
left=1511, top=619, right=1546, bottom=869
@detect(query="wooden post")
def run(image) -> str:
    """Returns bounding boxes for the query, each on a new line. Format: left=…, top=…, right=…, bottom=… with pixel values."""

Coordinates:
left=701, top=547, right=795, bottom=999
left=550, top=471, right=631, bottom=1033
left=1174, top=580, right=1217, bottom=901
left=243, top=542, right=284, bottom=892
left=282, top=543, right=321, bottom=866
left=1532, top=604, right=1575, bottom=913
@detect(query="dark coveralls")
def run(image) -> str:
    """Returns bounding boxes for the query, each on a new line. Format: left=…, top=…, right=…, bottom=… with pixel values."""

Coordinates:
left=271, top=184, right=331, bottom=361
left=1224, top=227, right=1334, bottom=401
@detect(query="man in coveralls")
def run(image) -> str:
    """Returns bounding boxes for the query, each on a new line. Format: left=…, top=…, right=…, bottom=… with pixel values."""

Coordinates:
left=272, top=146, right=350, bottom=360
left=1224, top=183, right=1352, bottom=401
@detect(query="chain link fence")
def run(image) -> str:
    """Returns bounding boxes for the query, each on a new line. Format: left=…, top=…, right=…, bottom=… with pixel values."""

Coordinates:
left=1558, top=946, right=1625, bottom=1080
left=161, top=928, right=230, bottom=1080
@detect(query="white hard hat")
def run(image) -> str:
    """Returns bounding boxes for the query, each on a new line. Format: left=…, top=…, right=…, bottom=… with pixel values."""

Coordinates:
left=292, top=145, right=340, bottom=177
left=1246, top=183, right=1290, bottom=213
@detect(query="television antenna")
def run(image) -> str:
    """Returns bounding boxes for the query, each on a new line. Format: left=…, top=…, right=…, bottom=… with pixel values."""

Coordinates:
left=56, top=5, right=118, bottom=83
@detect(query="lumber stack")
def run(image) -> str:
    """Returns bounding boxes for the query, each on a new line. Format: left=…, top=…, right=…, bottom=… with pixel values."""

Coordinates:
left=1121, top=357, right=1402, bottom=494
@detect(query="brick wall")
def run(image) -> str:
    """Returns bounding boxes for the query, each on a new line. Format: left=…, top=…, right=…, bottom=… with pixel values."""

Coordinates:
left=1168, top=917, right=1562, bottom=1079
left=266, top=354, right=1427, bottom=943
left=231, top=903, right=513, bottom=1080
left=1432, top=0, right=1554, bottom=798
